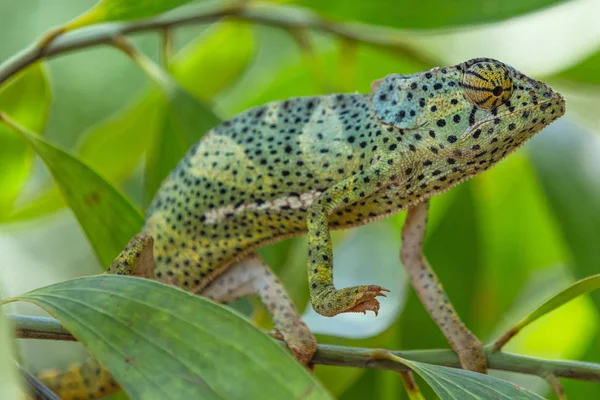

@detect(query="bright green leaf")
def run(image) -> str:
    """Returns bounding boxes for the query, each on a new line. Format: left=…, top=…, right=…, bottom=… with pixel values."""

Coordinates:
left=0, top=63, right=50, bottom=220
left=171, top=22, right=256, bottom=101
left=494, top=275, right=600, bottom=350
left=293, top=0, right=568, bottom=29
left=395, top=357, right=545, bottom=400
left=66, top=0, right=197, bottom=29
left=0, top=115, right=144, bottom=267
left=78, top=91, right=164, bottom=183
left=8, top=275, right=332, bottom=400
left=552, top=50, right=600, bottom=85
left=135, top=55, right=221, bottom=202
left=529, top=119, right=600, bottom=307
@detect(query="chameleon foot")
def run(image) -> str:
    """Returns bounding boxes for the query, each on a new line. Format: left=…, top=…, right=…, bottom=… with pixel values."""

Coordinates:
left=312, top=285, right=390, bottom=317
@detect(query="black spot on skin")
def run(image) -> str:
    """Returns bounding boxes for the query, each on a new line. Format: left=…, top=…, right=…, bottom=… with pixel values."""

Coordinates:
left=447, top=135, right=457, bottom=143
left=437, top=119, right=446, bottom=127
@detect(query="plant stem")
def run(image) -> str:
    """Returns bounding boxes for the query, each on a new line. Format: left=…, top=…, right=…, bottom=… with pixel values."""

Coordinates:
left=15, top=362, right=61, bottom=400
left=0, top=2, right=435, bottom=86
left=9, top=314, right=600, bottom=383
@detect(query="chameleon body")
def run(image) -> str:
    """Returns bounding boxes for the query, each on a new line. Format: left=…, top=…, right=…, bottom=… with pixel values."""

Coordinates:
left=38, top=58, right=565, bottom=399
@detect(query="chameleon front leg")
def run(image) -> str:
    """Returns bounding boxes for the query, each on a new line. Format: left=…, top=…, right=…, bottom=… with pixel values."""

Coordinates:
left=400, top=200, right=487, bottom=373
left=308, top=158, right=397, bottom=317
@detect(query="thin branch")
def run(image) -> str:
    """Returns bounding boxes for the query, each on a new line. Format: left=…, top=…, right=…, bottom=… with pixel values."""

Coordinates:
left=545, top=374, right=567, bottom=400
left=160, top=28, right=174, bottom=69
left=15, top=362, right=61, bottom=400
left=0, top=3, right=436, bottom=86
left=9, top=314, right=600, bottom=383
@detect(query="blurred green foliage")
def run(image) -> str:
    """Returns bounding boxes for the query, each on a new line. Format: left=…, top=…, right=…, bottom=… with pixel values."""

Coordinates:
left=1, top=0, right=600, bottom=398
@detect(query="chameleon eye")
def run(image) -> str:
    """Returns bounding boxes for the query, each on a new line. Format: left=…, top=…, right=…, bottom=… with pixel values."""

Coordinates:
left=462, top=62, right=513, bottom=109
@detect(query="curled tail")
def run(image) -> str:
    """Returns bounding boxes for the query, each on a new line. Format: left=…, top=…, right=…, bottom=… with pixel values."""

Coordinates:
left=34, top=234, right=156, bottom=399
left=37, top=357, right=119, bottom=399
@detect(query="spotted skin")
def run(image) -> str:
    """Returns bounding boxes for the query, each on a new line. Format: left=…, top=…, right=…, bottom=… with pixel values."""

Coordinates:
left=144, top=57, right=564, bottom=316
left=37, top=58, right=565, bottom=399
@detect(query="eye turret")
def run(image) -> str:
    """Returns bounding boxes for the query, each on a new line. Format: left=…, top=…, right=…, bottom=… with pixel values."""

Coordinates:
left=462, top=62, right=513, bottom=109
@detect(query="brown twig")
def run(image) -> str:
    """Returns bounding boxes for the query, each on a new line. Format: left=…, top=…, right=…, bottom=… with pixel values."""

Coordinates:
left=0, top=3, right=436, bottom=86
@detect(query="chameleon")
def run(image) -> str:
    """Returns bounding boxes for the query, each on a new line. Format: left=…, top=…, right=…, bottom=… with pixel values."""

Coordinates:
left=36, top=58, right=565, bottom=399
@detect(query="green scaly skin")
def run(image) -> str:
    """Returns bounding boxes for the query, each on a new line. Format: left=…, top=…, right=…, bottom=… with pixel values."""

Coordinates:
left=38, top=58, right=565, bottom=399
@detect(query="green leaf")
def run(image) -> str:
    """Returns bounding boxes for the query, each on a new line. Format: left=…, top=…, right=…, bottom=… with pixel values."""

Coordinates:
left=293, top=0, right=568, bottom=29
left=494, top=275, right=600, bottom=350
left=136, top=56, right=221, bottom=202
left=552, top=50, right=600, bottom=85
left=66, top=0, right=197, bottom=29
left=78, top=91, right=164, bottom=184
left=395, top=357, right=545, bottom=400
left=0, top=115, right=144, bottom=267
left=170, top=22, right=256, bottom=102
left=9, top=275, right=332, bottom=400
left=529, top=119, right=600, bottom=307
left=0, top=63, right=50, bottom=220
left=471, top=154, right=567, bottom=336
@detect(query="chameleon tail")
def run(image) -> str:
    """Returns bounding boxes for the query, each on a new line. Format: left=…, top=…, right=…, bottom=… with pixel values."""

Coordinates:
left=36, top=357, right=119, bottom=399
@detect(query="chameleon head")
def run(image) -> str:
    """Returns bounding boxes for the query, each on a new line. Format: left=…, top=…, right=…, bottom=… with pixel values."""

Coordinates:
left=372, top=58, right=566, bottom=189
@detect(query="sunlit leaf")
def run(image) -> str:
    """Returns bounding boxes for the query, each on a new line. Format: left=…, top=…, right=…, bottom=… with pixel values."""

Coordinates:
left=471, top=154, right=567, bottom=335
left=171, top=22, right=256, bottom=102
left=8, top=275, right=332, bottom=400
left=293, top=0, right=567, bottom=29
left=552, top=50, right=600, bottom=85
left=65, top=0, right=198, bottom=30
left=0, top=63, right=50, bottom=220
left=0, top=115, right=143, bottom=267
left=78, top=91, right=164, bottom=184
left=494, top=275, right=600, bottom=350
left=529, top=119, right=600, bottom=306
left=134, top=56, right=221, bottom=202
left=394, top=357, right=545, bottom=400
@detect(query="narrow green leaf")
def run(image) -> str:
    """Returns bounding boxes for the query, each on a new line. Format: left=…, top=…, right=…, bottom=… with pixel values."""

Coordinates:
left=0, top=63, right=50, bottom=220
left=170, top=22, right=256, bottom=101
left=293, top=0, right=568, bottom=29
left=552, top=50, right=600, bottom=85
left=66, top=0, right=198, bottom=29
left=137, top=55, right=221, bottom=202
left=528, top=119, right=600, bottom=306
left=0, top=114, right=144, bottom=267
left=8, top=275, right=332, bottom=400
left=396, top=357, right=545, bottom=400
left=494, top=275, right=600, bottom=351
left=78, top=91, right=164, bottom=183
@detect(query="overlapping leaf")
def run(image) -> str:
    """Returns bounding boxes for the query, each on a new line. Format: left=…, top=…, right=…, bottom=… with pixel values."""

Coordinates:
left=0, top=116, right=143, bottom=267
left=65, top=0, right=198, bottom=30
left=398, top=358, right=545, bottom=399
left=8, top=275, right=332, bottom=400
left=0, top=64, right=50, bottom=220
left=294, top=0, right=567, bottom=29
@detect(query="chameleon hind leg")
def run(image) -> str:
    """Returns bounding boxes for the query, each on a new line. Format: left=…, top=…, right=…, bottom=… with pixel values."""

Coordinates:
left=201, top=255, right=317, bottom=365
left=400, top=200, right=487, bottom=373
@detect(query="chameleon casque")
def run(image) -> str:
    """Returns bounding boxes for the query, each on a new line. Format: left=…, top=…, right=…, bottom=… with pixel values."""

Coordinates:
left=38, top=58, right=565, bottom=399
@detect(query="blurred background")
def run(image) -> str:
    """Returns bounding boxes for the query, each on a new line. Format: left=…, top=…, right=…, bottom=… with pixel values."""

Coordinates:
left=1, top=0, right=600, bottom=398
